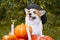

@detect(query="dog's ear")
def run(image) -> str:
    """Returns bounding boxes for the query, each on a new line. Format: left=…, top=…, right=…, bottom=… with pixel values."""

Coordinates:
left=39, top=10, right=46, bottom=17
left=24, top=8, right=29, bottom=14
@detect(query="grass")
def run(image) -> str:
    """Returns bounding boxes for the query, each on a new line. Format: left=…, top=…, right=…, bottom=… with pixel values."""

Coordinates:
left=0, top=24, right=10, bottom=39
left=43, top=26, right=60, bottom=40
left=0, top=24, right=60, bottom=40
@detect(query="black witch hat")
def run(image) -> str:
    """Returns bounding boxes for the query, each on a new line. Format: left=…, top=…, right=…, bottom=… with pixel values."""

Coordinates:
left=26, top=4, right=43, bottom=10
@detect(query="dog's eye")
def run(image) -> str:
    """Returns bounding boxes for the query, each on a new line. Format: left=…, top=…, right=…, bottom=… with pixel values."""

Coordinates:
left=33, top=11, right=36, bottom=13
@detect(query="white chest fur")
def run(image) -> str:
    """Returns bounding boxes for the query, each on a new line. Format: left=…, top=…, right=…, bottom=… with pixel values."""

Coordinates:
left=25, top=16, right=43, bottom=36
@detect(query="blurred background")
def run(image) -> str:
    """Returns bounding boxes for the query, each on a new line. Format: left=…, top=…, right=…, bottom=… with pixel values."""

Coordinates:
left=0, top=0, right=60, bottom=40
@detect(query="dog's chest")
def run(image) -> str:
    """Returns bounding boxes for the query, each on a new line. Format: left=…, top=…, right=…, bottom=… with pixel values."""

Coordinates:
left=28, top=21, right=39, bottom=28
left=27, top=21, right=43, bottom=35
left=27, top=21, right=42, bottom=30
left=25, top=17, right=43, bottom=35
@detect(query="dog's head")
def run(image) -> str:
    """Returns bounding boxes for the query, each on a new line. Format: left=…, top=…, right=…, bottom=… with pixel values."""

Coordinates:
left=24, top=4, right=45, bottom=21
left=25, top=8, right=45, bottom=21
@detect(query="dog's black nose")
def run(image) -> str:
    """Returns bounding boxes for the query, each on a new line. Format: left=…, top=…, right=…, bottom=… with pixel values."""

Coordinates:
left=29, top=13, right=31, bottom=15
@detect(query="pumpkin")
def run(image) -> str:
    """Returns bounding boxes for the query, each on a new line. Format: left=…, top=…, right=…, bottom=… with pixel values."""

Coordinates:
left=39, top=35, right=54, bottom=40
left=2, top=35, right=8, bottom=40
left=16, top=37, right=26, bottom=40
left=32, top=35, right=38, bottom=40
left=19, top=38, right=25, bottom=40
left=8, top=33, right=16, bottom=40
left=14, top=23, right=32, bottom=38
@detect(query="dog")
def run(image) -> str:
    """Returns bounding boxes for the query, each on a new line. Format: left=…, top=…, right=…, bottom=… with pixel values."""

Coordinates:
left=24, top=4, right=46, bottom=36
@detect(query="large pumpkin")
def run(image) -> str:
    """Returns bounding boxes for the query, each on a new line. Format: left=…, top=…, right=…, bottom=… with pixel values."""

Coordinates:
left=2, top=35, right=8, bottom=40
left=39, top=35, right=54, bottom=40
left=14, top=23, right=32, bottom=38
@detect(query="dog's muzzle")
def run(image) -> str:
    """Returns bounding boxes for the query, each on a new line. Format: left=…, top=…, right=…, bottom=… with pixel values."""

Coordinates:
left=29, top=13, right=31, bottom=16
left=29, top=15, right=36, bottom=20
left=29, top=13, right=36, bottom=20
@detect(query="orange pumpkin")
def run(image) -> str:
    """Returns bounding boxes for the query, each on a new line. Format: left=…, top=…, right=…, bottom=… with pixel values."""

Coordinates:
left=16, top=38, right=25, bottom=40
left=2, top=35, right=8, bottom=40
left=32, top=35, right=38, bottom=40
left=8, top=33, right=16, bottom=40
left=14, top=23, right=32, bottom=38
left=16, top=37, right=28, bottom=40
left=19, top=38, right=25, bottom=40
left=39, top=35, right=54, bottom=40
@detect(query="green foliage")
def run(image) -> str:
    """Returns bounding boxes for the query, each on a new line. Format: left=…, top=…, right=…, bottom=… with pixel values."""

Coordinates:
left=0, top=0, right=26, bottom=24
left=0, top=0, right=60, bottom=24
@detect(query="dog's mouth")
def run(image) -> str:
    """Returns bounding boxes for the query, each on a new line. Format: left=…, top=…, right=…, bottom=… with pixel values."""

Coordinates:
left=29, top=16, right=36, bottom=21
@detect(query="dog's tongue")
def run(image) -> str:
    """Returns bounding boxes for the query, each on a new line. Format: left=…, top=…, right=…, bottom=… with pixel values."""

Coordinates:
left=29, top=17, right=32, bottom=21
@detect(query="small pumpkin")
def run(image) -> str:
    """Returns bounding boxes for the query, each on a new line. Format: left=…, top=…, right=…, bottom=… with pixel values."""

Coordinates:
left=8, top=33, right=16, bottom=40
left=2, top=35, right=8, bottom=40
left=14, top=23, right=32, bottom=38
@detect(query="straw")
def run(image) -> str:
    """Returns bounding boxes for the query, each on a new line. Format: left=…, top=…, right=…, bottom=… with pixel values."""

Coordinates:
left=11, top=22, right=14, bottom=34
left=26, top=23, right=31, bottom=40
